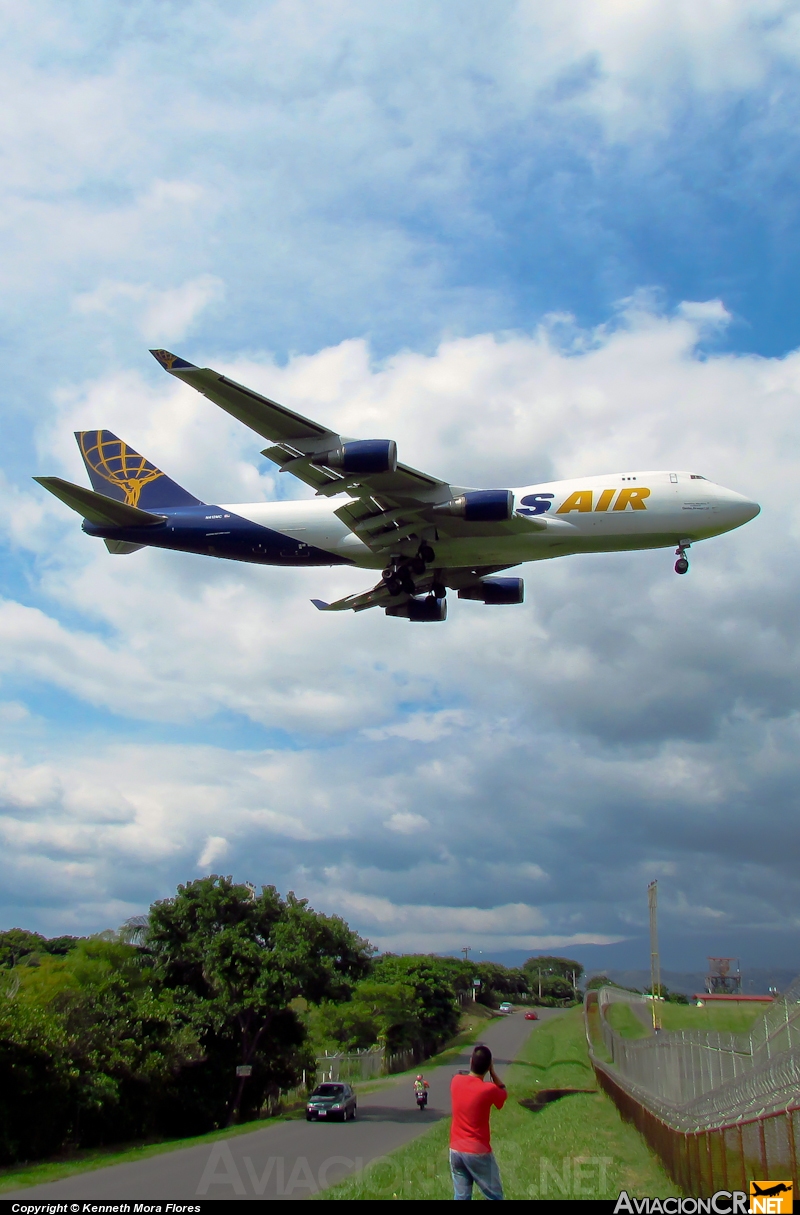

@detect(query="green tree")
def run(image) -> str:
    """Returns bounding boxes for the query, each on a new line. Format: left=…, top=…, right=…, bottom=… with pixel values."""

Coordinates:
left=1, top=936, right=202, bottom=1161
left=146, top=876, right=373, bottom=1126
left=42, top=935, right=81, bottom=957
left=0, top=928, right=46, bottom=968
left=584, top=974, right=614, bottom=991
left=308, top=980, right=420, bottom=1054
left=475, top=962, right=530, bottom=1005
left=524, top=955, right=583, bottom=1002
left=370, top=955, right=461, bottom=1053
left=14, top=937, right=202, bottom=1145
left=0, top=995, right=74, bottom=1164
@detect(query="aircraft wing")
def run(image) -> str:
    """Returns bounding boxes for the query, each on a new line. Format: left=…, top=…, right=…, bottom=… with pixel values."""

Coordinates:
left=312, top=564, right=514, bottom=613
left=150, top=349, right=453, bottom=550
left=312, top=581, right=397, bottom=613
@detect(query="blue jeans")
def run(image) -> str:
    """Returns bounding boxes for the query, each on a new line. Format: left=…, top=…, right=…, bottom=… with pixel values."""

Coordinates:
left=450, top=1149, right=504, bottom=1200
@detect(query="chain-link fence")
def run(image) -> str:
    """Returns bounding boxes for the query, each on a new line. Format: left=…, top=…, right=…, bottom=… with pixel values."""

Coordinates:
left=313, top=1047, right=386, bottom=1083
left=584, top=977, right=800, bottom=1193
left=311, top=1044, right=418, bottom=1085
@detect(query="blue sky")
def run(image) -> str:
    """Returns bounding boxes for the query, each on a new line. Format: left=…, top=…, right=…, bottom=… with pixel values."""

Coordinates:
left=2, top=0, right=800, bottom=970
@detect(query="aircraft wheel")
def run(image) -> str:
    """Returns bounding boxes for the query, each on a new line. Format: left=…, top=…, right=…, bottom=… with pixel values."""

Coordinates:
left=675, top=557, right=689, bottom=575
left=384, top=575, right=403, bottom=596
left=409, top=556, right=426, bottom=576
left=419, top=544, right=435, bottom=564
left=431, top=582, right=446, bottom=599
left=399, top=571, right=416, bottom=595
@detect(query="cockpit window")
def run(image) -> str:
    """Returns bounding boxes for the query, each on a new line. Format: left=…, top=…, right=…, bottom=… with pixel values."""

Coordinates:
left=690, top=474, right=706, bottom=479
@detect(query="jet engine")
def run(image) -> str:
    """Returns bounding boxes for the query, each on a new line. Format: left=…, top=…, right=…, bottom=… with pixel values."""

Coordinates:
left=433, top=489, right=513, bottom=522
left=458, top=577, right=524, bottom=604
left=313, top=440, right=397, bottom=474
left=385, top=595, right=447, bottom=622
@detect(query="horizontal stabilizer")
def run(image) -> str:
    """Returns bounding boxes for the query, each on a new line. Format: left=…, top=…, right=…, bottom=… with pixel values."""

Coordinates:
left=34, top=477, right=166, bottom=528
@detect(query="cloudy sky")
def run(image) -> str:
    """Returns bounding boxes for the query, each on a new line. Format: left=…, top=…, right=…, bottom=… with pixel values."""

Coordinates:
left=2, top=0, right=800, bottom=971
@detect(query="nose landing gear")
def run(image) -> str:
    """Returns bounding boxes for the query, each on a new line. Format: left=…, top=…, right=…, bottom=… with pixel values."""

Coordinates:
left=674, top=539, right=691, bottom=575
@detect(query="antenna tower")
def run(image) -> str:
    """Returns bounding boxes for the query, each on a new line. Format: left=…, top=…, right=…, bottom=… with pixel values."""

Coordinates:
left=648, top=880, right=662, bottom=1030
left=706, top=957, right=741, bottom=995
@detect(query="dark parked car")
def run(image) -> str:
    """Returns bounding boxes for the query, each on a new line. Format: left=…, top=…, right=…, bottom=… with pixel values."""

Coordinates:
left=306, top=1082, right=357, bottom=1121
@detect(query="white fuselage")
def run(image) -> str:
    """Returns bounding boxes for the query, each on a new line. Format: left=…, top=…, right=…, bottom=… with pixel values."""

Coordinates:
left=223, top=470, right=760, bottom=570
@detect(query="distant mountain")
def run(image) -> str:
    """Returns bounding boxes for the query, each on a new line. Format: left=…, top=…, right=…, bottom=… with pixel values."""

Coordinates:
left=588, top=967, right=800, bottom=996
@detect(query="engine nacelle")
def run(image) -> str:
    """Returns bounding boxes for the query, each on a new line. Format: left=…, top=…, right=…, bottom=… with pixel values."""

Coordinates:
left=385, top=595, right=447, bottom=622
left=313, top=439, right=397, bottom=475
left=433, top=489, right=513, bottom=522
left=458, top=577, right=524, bottom=605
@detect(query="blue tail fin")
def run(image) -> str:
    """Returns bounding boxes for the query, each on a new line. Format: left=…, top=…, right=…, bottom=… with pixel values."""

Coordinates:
left=75, top=430, right=202, bottom=509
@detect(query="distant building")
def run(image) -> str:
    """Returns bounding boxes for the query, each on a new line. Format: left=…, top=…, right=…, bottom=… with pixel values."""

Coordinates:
left=693, top=993, right=773, bottom=1003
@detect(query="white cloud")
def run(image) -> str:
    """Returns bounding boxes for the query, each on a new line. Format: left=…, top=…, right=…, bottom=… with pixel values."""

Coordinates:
left=677, top=299, right=731, bottom=326
left=73, top=274, right=224, bottom=341
left=365, top=710, right=468, bottom=742
left=198, top=835, right=229, bottom=868
left=304, top=889, right=620, bottom=951
left=384, top=812, right=430, bottom=835
left=0, top=0, right=792, bottom=353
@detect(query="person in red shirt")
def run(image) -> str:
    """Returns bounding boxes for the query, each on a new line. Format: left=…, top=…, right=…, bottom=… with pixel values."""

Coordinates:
left=449, top=1043, right=507, bottom=1200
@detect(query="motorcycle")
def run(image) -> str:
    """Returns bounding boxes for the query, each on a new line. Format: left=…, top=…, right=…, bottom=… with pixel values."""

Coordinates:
left=415, top=1088, right=428, bottom=1111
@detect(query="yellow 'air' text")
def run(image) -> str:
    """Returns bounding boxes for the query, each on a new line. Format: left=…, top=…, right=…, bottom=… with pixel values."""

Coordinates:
left=614, top=488, right=650, bottom=510
left=556, top=487, right=651, bottom=513
left=556, top=490, right=594, bottom=513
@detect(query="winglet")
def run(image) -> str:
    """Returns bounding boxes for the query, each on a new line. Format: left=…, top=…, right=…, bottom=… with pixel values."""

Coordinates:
left=150, top=349, right=197, bottom=371
left=311, top=599, right=332, bottom=611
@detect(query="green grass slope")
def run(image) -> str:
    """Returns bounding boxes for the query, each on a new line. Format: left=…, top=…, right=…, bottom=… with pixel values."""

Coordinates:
left=321, top=1009, right=680, bottom=1201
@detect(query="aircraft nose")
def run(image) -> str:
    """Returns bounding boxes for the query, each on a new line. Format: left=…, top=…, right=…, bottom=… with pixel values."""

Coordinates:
left=717, top=488, right=760, bottom=524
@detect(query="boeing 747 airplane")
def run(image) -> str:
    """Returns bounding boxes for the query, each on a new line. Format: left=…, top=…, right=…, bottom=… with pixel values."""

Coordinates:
left=34, top=349, right=760, bottom=621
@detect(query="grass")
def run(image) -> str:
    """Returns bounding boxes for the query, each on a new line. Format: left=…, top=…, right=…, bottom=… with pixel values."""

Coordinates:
left=320, top=1008, right=682, bottom=1201
left=605, top=1003, right=652, bottom=1040
left=0, top=1114, right=298, bottom=1194
left=607, top=999, right=766, bottom=1040
left=658, top=1002, right=765, bottom=1033
left=0, top=1006, right=498, bottom=1193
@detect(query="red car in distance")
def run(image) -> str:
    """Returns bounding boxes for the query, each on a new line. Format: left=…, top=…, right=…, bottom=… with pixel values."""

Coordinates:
left=524, top=1011, right=538, bottom=1020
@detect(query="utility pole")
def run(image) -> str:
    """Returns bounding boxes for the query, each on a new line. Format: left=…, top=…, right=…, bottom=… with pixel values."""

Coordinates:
left=648, top=880, right=661, bottom=1031
left=462, top=946, right=471, bottom=961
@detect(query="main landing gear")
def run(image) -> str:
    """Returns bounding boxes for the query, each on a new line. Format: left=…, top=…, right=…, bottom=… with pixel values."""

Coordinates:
left=382, top=544, right=440, bottom=598
left=381, top=544, right=442, bottom=600
left=674, top=540, right=691, bottom=575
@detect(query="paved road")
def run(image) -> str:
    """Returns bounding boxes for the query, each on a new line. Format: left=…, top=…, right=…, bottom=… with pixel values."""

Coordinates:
left=12, top=1009, right=559, bottom=1201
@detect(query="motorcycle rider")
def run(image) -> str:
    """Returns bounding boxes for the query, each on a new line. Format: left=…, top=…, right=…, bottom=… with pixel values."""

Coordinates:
left=414, top=1074, right=430, bottom=1108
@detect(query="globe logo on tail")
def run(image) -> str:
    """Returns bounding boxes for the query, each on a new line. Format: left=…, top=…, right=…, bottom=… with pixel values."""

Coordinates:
left=78, top=431, right=164, bottom=508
